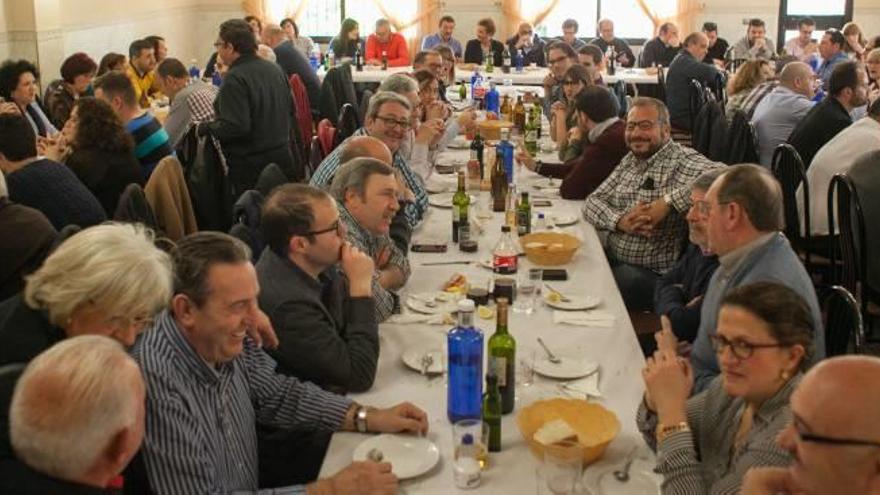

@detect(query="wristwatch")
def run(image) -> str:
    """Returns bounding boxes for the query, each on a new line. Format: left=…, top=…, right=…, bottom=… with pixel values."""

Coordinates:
left=662, top=193, right=674, bottom=211
left=656, top=421, right=690, bottom=443
left=355, top=405, right=370, bottom=433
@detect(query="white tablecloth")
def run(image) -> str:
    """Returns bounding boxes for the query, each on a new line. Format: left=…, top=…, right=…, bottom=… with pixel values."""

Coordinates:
left=318, top=162, right=656, bottom=493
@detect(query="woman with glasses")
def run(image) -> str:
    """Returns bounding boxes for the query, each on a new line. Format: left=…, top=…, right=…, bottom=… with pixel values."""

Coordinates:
left=637, top=281, right=813, bottom=494
left=549, top=64, right=593, bottom=161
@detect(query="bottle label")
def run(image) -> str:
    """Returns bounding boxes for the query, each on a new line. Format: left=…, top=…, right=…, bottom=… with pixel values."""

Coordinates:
left=518, top=211, right=530, bottom=235
left=459, top=224, right=471, bottom=243
left=493, top=254, right=518, bottom=274
left=490, top=356, right=507, bottom=387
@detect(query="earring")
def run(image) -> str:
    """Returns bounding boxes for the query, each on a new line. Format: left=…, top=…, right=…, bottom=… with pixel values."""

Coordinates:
left=780, top=370, right=790, bottom=381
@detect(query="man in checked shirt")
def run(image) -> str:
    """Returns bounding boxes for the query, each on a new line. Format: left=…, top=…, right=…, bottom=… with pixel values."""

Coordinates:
left=583, top=97, right=724, bottom=312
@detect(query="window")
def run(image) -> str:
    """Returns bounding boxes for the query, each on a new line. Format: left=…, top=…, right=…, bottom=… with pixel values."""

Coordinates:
left=522, top=0, right=674, bottom=41
left=525, top=0, right=598, bottom=39
left=297, top=0, right=417, bottom=39
left=600, top=0, right=674, bottom=40
left=777, top=0, right=852, bottom=49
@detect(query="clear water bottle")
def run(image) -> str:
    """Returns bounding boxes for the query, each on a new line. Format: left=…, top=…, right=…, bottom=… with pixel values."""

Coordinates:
left=485, top=82, right=500, bottom=114
left=188, top=59, right=200, bottom=82
left=310, top=45, right=321, bottom=71
left=515, top=49, right=524, bottom=73
left=535, top=212, right=547, bottom=231
left=327, top=47, right=336, bottom=68
left=447, top=299, right=483, bottom=423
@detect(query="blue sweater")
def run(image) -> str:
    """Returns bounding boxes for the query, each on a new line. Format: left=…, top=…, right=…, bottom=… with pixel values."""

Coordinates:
left=690, top=233, right=824, bottom=393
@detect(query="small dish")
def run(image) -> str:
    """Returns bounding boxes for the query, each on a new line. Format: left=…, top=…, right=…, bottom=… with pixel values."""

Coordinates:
left=533, top=356, right=598, bottom=380
left=352, top=434, right=440, bottom=480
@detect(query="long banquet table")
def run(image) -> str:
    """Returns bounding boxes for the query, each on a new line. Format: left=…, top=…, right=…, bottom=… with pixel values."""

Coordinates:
left=318, top=147, right=657, bottom=493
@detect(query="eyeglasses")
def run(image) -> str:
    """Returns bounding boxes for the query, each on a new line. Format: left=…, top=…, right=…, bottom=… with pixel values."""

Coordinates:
left=710, top=334, right=787, bottom=360
left=548, top=56, right=570, bottom=66
left=306, top=219, right=343, bottom=236
left=106, top=314, right=155, bottom=332
left=625, top=120, right=660, bottom=131
left=792, top=418, right=880, bottom=448
left=374, top=115, right=412, bottom=130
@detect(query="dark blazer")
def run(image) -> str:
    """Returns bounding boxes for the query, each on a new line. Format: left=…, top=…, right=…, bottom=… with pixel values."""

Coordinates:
left=588, top=37, right=636, bottom=68
left=640, top=36, right=680, bottom=68
left=787, top=97, right=852, bottom=168
left=505, top=34, right=546, bottom=66
left=66, top=147, right=144, bottom=215
left=536, top=120, right=628, bottom=200
left=0, top=200, right=56, bottom=301
left=272, top=40, right=321, bottom=115
left=464, top=39, right=505, bottom=66
left=255, top=248, right=379, bottom=393
left=666, top=51, right=720, bottom=130
left=654, top=243, right=720, bottom=343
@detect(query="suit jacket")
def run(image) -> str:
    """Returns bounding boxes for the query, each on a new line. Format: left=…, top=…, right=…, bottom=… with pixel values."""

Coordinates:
left=273, top=40, right=321, bottom=115
left=787, top=96, right=852, bottom=168
left=144, top=156, right=198, bottom=241
left=464, top=39, right=504, bottom=66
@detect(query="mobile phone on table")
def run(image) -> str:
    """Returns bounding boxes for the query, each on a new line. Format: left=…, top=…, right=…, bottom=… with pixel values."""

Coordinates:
left=541, top=269, right=568, bottom=281
left=533, top=200, right=552, bottom=207
left=411, top=243, right=448, bottom=253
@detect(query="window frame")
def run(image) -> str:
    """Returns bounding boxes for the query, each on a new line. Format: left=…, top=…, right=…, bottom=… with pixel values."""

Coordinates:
left=776, top=0, right=853, bottom=50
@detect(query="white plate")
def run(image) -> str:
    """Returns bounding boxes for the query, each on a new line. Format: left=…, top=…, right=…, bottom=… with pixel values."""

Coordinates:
left=533, top=356, right=598, bottom=379
left=545, top=294, right=601, bottom=311
left=447, top=137, right=471, bottom=149
left=428, top=193, right=477, bottom=208
left=584, top=458, right=661, bottom=495
left=550, top=213, right=578, bottom=226
left=352, top=434, right=440, bottom=480
left=405, top=292, right=460, bottom=314
left=402, top=344, right=446, bottom=374
left=425, top=181, right=450, bottom=194
left=533, top=177, right=561, bottom=190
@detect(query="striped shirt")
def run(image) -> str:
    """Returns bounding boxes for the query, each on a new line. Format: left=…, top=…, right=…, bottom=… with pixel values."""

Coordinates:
left=127, top=112, right=174, bottom=180
left=131, top=310, right=352, bottom=494
left=637, top=374, right=799, bottom=494
left=583, top=141, right=723, bottom=273
left=339, top=205, right=410, bottom=322
left=309, top=128, right=428, bottom=229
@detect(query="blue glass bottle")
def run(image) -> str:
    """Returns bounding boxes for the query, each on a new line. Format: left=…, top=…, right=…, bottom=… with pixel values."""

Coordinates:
left=447, top=299, right=483, bottom=423
left=485, top=82, right=500, bottom=114
left=188, top=59, right=200, bottom=81
left=211, top=70, right=222, bottom=87
left=497, top=128, right=515, bottom=182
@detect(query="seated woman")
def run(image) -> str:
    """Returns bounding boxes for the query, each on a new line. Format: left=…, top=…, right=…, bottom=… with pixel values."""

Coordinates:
left=725, top=59, right=772, bottom=118
left=638, top=281, right=814, bottom=494
left=412, top=69, right=450, bottom=122
left=329, top=18, right=361, bottom=60
left=549, top=64, right=593, bottom=162
left=435, top=44, right=457, bottom=88
left=842, top=22, right=867, bottom=61
left=281, top=18, right=315, bottom=59
left=54, top=98, right=143, bottom=215
left=0, top=59, right=58, bottom=138
left=97, top=52, right=126, bottom=77
left=463, top=18, right=504, bottom=67
left=44, top=52, right=97, bottom=129
left=865, top=48, right=880, bottom=103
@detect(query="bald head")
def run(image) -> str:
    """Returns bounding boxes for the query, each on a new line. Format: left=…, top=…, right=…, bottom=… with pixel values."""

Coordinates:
left=339, top=136, right=393, bottom=166
left=262, top=23, right=286, bottom=48
left=779, top=61, right=815, bottom=97
left=796, top=356, right=880, bottom=437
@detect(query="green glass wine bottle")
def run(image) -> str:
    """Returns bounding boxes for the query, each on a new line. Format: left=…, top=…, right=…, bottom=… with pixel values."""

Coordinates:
left=487, top=298, right=516, bottom=414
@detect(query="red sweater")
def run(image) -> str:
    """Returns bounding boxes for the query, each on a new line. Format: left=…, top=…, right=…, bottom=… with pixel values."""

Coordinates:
left=539, top=120, right=628, bottom=200
left=365, top=33, right=410, bottom=67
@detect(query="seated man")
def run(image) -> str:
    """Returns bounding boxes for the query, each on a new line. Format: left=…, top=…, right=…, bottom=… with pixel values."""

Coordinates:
left=516, top=86, right=627, bottom=200
left=583, top=97, right=723, bottom=312
left=132, top=231, right=427, bottom=494
left=577, top=45, right=606, bottom=86
left=640, top=22, right=681, bottom=69
left=1, top=336, right=144, bottom=493
left=412, top=49, right=448, bottom=101
left=751, top=61, right=815, bottom=166
left=330, top=159, right=411, bottom=322
left=742, top=356, right=880, bottom=495
left=783, top=17, right=819, bottom=63
left=730, top=19, right=776, bottom=61
left=542, top=41, right=578, bottom=116
left=506, top=22, right=545, bottom=67
left=649, top=168, right=724, bottom=354
left=589, top=19, right=635, bottom=67
left=257, top=184, right=379, bottom=393
left=261, top=23, right=321, bottom=116
left=702, top=22, right=729, bottom=66
left=558, top=18, right=587, bottom=51
left=666, top=31, right=721, bottom=130
left=816, top=29, right=849, bottom=87
left=310, top=91, right=428, bottom=228
left=365, top=19, right=410, bottom=67
left=126, top=38, right=162, bottom=108
left=420, top=15, right=463, bottom=59
left=0, top=114, right=105, bottom=229
left=94, top=71, right=173, bottom=180
left=788, top=61, right=866, bottom=168
left=802, top=98, right=880, bottom=235
left=154, top=57, right=219, bottom=147
left=690, top=164, right=824, bottom=393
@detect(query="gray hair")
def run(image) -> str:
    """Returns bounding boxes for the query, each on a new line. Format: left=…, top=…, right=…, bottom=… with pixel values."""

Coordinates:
left=629, top=97, right=670, bottom=127
left=377, top=74, right=418, bottom=95
left=10, top=335, right=143, bottom=480
left=365, top=90, right=411, bottom=120
left=375, top=18, right=390, bottom=30
left=692, top=168, right=726, bottom=192
left=716, top=164, right=784, bottom=232
left=24, top=223, right=172, bottom=327
left=329, top=158, right=395, bottom=203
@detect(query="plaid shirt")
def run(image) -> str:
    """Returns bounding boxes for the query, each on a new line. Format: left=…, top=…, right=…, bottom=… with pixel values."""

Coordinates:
left=583, top=141, right=723, bottom=273
left=309, top=128, right=428, bottom=229
left=339, top=204, right=410, bottom=322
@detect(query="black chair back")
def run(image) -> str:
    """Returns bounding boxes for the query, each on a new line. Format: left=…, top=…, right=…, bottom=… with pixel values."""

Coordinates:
left=822, top=285, right=864, bottom=356
left=725, top=110, right=759, bottom=164
left=688, top=79, right=707, bottom=132
left=828, top=173, right=865, bottom=295
left=255, top=163, right=288, bottom=197
left=308, top=135, right=324, bottom=182
left=656, top=66, right=666, bottom=102
left=336, top=103, right=360, bottom=145
left=692, top=99, right=722, bottom=157
left=771, top=144, right=811, bottom=260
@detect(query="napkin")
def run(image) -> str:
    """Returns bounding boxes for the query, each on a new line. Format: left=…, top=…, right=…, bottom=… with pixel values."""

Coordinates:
left=552, top=310, right=615, bottom=328
left=559, top=371, right=602, bottom=398
left=386, top=313, right=450, bottom=325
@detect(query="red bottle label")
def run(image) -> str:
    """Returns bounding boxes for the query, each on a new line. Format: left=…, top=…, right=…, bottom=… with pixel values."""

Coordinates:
left=493, top=254, right=518, bottom=274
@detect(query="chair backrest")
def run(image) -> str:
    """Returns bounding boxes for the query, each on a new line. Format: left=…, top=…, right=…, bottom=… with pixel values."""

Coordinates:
left=289, top=74, right=314, bottom=149
left=692, top=99, right=722, bottom=157
left=771, top=144, right=810, bottom=249
left=847, top=150, right=880, bottom=296
left=254, top=163, right=288, bottom=197
left=358, top=89, right=373, bottom=125
left=822, top=285, right=864, bottom=356
left=336, top=103, right=360, bottom=145
left=688, top=79, right=708, bottom=132
left=113, top=183, right=159, bottom=231
left=711, top=71, right=728, bottom=107
left=828, top=173, right=865, bottom=294
left=308, top=135, right=324, bottom=181
left=656, top=66, right=667, bottom=102
left=725, top=110, right=759, bottom=164
left=230, top=189, right=265, bottom=262
left=317, top=119, right=337, bottom=156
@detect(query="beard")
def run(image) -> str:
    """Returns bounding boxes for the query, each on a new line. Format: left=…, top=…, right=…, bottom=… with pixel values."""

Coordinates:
left=627, top=138, right=663, bottom=159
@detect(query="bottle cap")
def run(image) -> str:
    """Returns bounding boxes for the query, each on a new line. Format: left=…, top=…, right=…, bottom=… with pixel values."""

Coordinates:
left=501, top=225, right=511, bottom=233
left=462, top=433, right=474, bottom=445
left=458, top=299, right=476, bottom=312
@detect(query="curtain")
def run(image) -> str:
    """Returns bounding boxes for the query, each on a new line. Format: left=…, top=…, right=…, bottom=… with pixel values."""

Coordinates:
left=418, top=0, right=442, bottom=55
left=503, top=0, right=561, bottom=40
left=241, top=0, right=265, bottom=20
left=241, top=0, right=312, bottom=22
left=635, top=0, right=702, bottom=35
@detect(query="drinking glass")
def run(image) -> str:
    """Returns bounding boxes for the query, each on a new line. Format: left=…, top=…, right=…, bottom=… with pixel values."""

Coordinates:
left=513, top=268, right=542, bottom=314
left=452, top=419, right=489, bottom=488
left=518, top=348, right=535, bottom=387
left=537, top=440, right=583, bottom=495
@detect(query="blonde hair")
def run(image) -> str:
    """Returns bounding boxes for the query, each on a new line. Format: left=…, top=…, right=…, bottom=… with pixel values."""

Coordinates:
left=842, top=22, right=866, bottom=53
left=728, top=59, right=770, bottom=95
left=10, top=335, right=143, bottom=480
left=24, top=223, right=172, bottom=327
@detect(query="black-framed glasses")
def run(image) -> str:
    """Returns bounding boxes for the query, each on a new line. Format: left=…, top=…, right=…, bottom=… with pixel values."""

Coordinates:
left=374, top=115, right=412, bottom=130
left=797, top=430, right=880, bottom=448
left=306, top=219, right=342, bottom=237
left=625, top=120, right=660, bottom=131
left=710, top=334, right=787, bottom=360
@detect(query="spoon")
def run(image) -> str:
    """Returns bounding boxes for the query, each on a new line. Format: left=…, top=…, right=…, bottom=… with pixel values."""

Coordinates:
left=613, top=447, right=638, bottom=482
left=537, top=337, right=562, bottom=364
left=544, top=283, right=572, bottom=302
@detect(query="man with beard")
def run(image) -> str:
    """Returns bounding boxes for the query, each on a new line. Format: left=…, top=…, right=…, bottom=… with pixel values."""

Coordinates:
left=583, top=97, right=723, bottom=313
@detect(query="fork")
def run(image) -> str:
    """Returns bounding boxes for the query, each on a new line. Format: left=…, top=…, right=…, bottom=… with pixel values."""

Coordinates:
left=544, top=284, right=572, bottom=302
left=420, top=354, right=434, bottom=375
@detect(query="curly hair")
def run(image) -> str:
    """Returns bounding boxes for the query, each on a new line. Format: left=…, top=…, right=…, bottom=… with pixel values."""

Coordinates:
left=72, top=97, right=134, bottom=153
left=728, top=59, right=770, bottom=95
left=0, top=59, right=39, bottom=100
